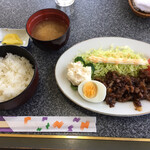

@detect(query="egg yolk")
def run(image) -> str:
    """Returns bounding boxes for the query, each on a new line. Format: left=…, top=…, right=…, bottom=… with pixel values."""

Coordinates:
left=83, top=82, right=97, bottom=98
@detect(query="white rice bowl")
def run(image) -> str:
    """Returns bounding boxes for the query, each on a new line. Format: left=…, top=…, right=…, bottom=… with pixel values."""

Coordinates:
left=0, top=53, right=34, bottom=102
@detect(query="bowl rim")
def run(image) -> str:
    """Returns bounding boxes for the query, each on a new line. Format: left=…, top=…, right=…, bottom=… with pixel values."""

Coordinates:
left=26, top=8, right=70, bottom=42
left=128, top=0, right=150, bottom=17
left=0, top=45, right=38, bottom=105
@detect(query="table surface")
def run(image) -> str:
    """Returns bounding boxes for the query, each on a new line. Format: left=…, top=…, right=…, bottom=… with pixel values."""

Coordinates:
left=0, top=0, right=150, bottom=138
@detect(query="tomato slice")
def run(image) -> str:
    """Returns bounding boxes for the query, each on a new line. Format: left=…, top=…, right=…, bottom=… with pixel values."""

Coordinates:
left=146, top=59, right=150, bottom=74
left=143, top=59, right=150, bottom=74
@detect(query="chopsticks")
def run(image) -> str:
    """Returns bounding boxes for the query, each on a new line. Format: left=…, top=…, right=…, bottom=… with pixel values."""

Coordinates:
left=0, top=116, right=96, bottom=132
left=0, top=121, right=9, bottom=128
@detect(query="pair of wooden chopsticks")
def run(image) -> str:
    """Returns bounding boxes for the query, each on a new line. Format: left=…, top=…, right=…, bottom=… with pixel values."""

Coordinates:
left=0, top=121, right=9, bottom=128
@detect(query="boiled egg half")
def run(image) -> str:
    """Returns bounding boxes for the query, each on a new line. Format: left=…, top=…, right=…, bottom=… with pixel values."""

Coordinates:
left=78, top=80, right=107, bottom=103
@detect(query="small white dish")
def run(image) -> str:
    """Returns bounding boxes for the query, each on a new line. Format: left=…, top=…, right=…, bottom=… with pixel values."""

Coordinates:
left=0, top=28, right=30, bottom=47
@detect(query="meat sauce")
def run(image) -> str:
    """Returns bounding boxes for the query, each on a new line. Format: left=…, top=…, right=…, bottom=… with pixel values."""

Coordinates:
left=95, top=69, right=150, bottom=111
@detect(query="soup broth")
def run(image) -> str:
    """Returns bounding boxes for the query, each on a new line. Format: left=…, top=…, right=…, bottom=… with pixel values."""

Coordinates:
left=31, top=18, right=68, bottom=41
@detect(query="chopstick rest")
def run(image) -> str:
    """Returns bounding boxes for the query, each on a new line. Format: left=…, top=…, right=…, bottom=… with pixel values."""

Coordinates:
left=0, top=116, right=96, bottom=132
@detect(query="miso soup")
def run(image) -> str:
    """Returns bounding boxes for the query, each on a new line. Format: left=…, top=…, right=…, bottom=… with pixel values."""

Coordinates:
left=31, top=18, right=68, bottom=41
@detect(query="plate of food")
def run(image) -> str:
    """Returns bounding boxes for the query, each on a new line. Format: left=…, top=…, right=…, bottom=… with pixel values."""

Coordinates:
left=55, top=37, right=150, bottom=117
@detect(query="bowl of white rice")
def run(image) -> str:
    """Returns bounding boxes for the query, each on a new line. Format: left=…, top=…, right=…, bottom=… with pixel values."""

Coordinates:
left=0, top=45, right=38, bottom=110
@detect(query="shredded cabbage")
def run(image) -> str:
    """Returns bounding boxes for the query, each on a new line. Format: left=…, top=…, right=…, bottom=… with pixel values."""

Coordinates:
left=77, top=46, right=148, bottom=77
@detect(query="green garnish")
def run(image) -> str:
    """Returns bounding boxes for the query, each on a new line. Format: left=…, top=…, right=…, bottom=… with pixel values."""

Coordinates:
left=85, top=63, right=95, bottom=79
left=71, top=83, right=78, bottom=91
left=74, top=56, right=85, bottom=66
left=86, top=63, right=95, bottom=73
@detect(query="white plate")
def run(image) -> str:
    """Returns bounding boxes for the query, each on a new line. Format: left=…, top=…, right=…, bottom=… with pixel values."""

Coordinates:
left=0, top=28, right=30, bottom=47
left=55, top=37, right=150, bottom=117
